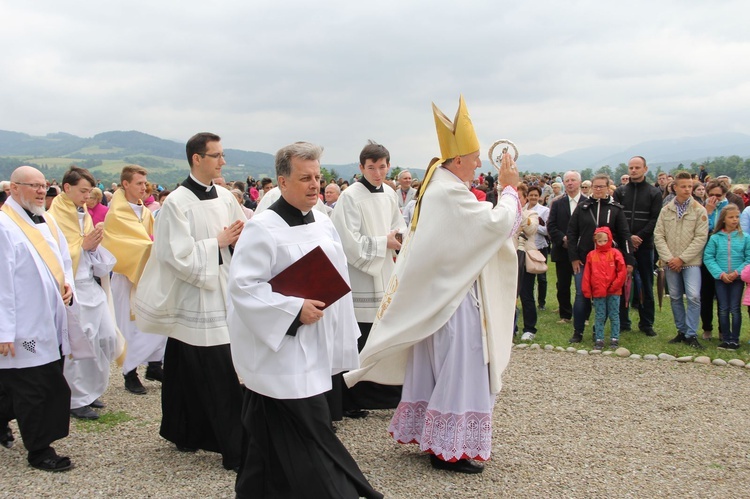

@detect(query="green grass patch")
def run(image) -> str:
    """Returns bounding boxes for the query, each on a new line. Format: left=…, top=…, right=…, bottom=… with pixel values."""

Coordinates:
left=520, top=261, right=750, bottom=363
left=75, top=411, right=134, bottom=432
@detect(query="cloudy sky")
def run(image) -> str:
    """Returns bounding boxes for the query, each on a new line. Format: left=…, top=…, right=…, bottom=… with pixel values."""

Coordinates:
left=1, top=0, right=749, bottom=167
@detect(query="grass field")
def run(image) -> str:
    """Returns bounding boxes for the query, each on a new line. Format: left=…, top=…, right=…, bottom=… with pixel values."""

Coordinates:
left=519, top=261, right=750, bottom=363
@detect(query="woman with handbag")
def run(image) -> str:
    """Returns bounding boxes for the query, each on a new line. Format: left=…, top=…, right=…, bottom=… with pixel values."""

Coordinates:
left=514, top=184, right=544, bottom=341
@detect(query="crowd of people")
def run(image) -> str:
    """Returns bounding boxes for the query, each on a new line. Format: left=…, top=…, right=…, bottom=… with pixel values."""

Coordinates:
left=0, top=95, right=523, bottom=498
left=509, top=162, right=750, bottom=352
left=0, top=95, right=747, bottom=496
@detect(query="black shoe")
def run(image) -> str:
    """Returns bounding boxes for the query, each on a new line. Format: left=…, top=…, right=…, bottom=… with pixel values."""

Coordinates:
left=717, top=342, right=730, bottom=350
left=684, top=337, right=704, bottom=350
left=70, top=406, right=100, bottom=420
left=429, top=454, right=484, bottom=474
left=343, top=409, right=369, bottom=419
left=89, top=398, right=106, bottom=409
left=30, top=455, right=73, bottom=472
left=594, top=340, right=604, bottom=350
left=727, top=343, right=740, bottom=350
left=640, top=327, right=657, bottom=337
left=124, top=370, right=147, bottom=395
left=145, top=362, right=164, bottom=382
left=569, top=332, right=583, bottom=344
left=0, top=425, right=13, bottom=449
left=668, top=333, right=686, bottom=344
left=609, top=339, right=619, bottom=350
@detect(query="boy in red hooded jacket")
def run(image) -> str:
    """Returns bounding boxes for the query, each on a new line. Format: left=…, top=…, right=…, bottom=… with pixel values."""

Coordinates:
left=582, top=227, right=628, bottom=349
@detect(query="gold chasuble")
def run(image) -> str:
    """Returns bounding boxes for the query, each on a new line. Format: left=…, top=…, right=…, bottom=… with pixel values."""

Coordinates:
left=102, top=189, right=154, bottom=286
left=48, top=193, right=94, bottom=276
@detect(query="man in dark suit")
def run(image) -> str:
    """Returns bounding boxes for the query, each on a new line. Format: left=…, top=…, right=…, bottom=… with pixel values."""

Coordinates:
left=547, top=171, right=585, bottom=325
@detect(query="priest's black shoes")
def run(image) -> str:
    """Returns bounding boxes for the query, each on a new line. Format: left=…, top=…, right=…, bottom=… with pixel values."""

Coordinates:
left=124, top=369, right=147, bottom=395
left=429, top=454, right=484, bottom=474
left=0, top=424, right=13, bottom=449
left=30, top=454, right=73, bottom=472
left=343, top=409, right=369, bottom=419
left=70, top=406, right=100, bottom=420
left=145, top=362, right=164, bottom=382
left=89, top=398, right=106, bottom=409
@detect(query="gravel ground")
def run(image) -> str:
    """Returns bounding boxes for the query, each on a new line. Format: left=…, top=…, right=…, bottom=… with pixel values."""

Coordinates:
left=2, top=349, right=749, bottom=498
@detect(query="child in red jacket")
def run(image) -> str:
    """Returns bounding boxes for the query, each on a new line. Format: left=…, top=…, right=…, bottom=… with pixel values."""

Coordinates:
left=582, top=227, right=628, bottom=349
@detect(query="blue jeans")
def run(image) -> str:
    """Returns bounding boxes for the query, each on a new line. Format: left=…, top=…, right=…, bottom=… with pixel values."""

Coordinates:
left=573, top=264, right=592, bottom=334
left=714, top=279, right=743, bottom=344
left=665, top=267, right=701, bottom=338
left=593, top=296, right=620, bottom=340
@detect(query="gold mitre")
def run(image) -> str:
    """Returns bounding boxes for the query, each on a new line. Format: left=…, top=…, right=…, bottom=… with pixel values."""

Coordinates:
left=432, top=94, right=480, bottom=159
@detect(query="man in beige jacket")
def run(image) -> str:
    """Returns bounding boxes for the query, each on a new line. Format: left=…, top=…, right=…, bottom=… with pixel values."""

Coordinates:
left=653, top=171, right=708, bottom=348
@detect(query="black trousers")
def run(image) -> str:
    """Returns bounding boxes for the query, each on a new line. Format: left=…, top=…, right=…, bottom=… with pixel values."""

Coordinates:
left=339, top=322, right=401, bottom=412
left=160, top=338, right=243, bottom=469
left=236, top=389, right=383, bottom=499
left=555, top=258, right=574, bottom=320
left=0, top=357, right=70, bottom=464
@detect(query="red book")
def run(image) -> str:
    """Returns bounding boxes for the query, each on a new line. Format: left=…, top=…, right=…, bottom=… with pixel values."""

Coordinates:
left=268, top=246, right=351, bottom=309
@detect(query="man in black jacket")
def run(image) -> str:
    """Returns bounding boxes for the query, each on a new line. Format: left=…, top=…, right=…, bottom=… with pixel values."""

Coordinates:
left=568, top=174, right=635, bottom=343
left=613, top=156, right=663, bottom=336
left=547, top=171, right=585, bottom=324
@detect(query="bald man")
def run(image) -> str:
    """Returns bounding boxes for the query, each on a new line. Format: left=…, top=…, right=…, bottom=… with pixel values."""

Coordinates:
left=0, top=166, right=76, bottom=472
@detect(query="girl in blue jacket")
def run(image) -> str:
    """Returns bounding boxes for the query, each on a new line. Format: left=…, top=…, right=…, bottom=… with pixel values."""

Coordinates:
left=703, top=204, right=750, bottom=349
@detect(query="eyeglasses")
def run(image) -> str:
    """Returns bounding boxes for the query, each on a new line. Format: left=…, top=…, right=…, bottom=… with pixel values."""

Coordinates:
left=200, top=152, right=226, bottom=159
left=13, top=182, right=46, bottom=190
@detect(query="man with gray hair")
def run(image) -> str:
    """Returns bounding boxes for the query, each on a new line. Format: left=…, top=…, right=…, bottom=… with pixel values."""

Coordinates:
left=324, top=182, right=341, bottom=208
left=227, top=142, right=381, bottom=498
left=396, top=169, right=416, bottom=210
left=547, top=170, right=585, bottom=325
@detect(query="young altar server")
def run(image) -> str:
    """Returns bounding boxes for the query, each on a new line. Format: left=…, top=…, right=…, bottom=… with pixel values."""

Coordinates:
left=102, top=165, right=165, bottom=394
left=227, top=142, right=382, bottom=499
left=135, top=132, right=245, bottom=470
left=49, top=166, right=118, bottom=420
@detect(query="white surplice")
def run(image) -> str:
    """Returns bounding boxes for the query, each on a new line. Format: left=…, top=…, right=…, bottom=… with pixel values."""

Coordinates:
left=227, top=208, right=360, bottom=400
left=0, top=198, right=74, bottom=369
left=135, top=184, right=244, bottom=346
left=330, top=182, right=406, bottom=323
left=63, top=234, right=117, bottom=409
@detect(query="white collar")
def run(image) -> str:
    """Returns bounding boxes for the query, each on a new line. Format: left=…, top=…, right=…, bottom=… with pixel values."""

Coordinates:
left=190, top=173, right=214, bottom=192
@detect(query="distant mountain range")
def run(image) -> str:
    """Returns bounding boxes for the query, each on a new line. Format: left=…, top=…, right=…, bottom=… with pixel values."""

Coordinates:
left=1, top=129, right=749, bottom=184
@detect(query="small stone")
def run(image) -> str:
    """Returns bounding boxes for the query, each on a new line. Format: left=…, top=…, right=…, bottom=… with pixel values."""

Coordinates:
left=658, top=353, right=676, bottom=361
left=544, top=344, right=554, bottom=351
left=577, top=349, right=589, bottom=355
left=602, top=350, right=614, bottom=356
left=676, top=356, right=694, bottom=363
left=590, top=349, right=602, bottom=355
left=615, top=347, right=631, bottom=357
left=643, top=354, right=658, bottom=361
left=712, top=358, right=727, bottom=366
left=728, top=359, right=746, bottom=367
left=514, top=343, right=529, bottom=350
left=629, top=354, right=642, bottom=360
left=693, top=356, right=711, bottom=365
left=555, top=346, right=566, bottom=352
left=566, top=347, right=577, bottom=353
left=529, top=343, right=541, bottom=350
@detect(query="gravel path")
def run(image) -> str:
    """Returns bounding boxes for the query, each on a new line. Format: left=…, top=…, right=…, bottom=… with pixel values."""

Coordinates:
left=2, top=349, right=749, bottom=498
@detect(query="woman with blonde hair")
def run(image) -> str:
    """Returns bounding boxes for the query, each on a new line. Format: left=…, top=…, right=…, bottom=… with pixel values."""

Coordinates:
left=86, top=187, right=109, bottom=225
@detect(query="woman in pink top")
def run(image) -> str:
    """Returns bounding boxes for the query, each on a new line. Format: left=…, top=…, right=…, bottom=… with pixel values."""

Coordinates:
left=86, top=187, right=109, bottom=225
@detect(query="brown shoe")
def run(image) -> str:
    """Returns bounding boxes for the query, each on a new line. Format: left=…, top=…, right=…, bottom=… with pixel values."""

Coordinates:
left=556, top=318, right=571, bottom=324
left=702, top=330, right=712, bottom=340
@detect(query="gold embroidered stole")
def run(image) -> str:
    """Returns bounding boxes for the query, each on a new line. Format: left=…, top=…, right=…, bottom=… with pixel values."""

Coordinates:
left=48, top=193, right=94, bottom=276
left=1, top=203, right=65, bottom=293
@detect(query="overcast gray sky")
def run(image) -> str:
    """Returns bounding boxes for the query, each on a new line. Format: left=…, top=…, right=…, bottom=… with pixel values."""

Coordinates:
left=1, top=0, right=749, bottom=167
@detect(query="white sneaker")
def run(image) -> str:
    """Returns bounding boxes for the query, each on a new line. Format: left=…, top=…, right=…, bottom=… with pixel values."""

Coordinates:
left=521, top=332, right=535, bottom=342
